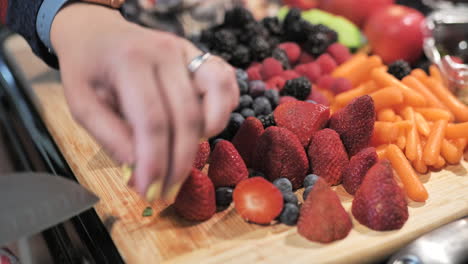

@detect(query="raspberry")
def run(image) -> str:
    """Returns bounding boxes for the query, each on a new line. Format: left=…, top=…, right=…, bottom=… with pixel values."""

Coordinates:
left=326, top=43, right=352, bottom=64
left=307, top=89, right=330, bottom=106
left=261, top=58, right=284, bottom=80
left=295, top=62, right=321, bottom=82
left=281, top=77, right=312, bottom=100
left=247, top=65, right=262, bottom=81
left=266, top=76, right=286, bottom=90
left=298, top=52, right=315, bottom=64
left=281, top=70, right=301, bottom=81
left=330, top=77, right=352, bottom=95
left=278, top=42, right=301, bottom=65
left=387, top=60, right=412, bottom=80
left=316, top=54, right=337, bottom=75
left=317, top=75, right=335, bottom=90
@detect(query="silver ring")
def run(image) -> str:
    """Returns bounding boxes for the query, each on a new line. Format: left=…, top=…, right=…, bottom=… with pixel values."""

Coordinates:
left=187, top=52, right=211, bottom=73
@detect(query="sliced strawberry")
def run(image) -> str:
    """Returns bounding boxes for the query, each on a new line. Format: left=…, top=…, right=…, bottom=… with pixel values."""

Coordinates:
left=233, top=177, right=284, bottom=224
left=174, top=168, right=216, bottom=221
left=209, top=140, right=248, bottom=187
left=273, top=101, right=330, bottom=147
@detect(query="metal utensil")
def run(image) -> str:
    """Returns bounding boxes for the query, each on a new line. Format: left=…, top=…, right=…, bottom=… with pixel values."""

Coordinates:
left=388, top=216, right=468, bottom=264
left=0, top=172, right=99, bottom=246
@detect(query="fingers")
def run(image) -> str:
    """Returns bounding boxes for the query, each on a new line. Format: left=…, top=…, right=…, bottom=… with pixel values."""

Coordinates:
left=154, top=35, right=204, bottom=200
left=184, top=42, right=239, bottom=137
left=115, top=61, right=169, bottom=199
left=62, top=73, right=134, bottom=165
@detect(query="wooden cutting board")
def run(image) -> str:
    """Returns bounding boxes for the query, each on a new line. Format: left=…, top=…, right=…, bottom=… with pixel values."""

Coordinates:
left=8, top=36, right=468, bottom=264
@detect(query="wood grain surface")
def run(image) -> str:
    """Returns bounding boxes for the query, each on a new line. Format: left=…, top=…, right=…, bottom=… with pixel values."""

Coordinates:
left=7, top=35, right=468, bottom=264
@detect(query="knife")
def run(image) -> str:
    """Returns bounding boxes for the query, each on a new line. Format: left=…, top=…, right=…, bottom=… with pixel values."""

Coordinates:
left=388, top=216, right=468, bottom=264
left=0, top=172, right=99, bottom=247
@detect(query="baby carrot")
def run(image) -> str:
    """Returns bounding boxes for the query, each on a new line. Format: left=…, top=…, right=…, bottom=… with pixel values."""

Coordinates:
left=397, top=134, right=407, bottom=150
left=377, top=108, right=396, bottom=122
left=414, top=112, right=431, bottom=137
left=332, top=53, right=368, bottom=80
left=411, top=68, right=429, bottom=81
left=372, top=122, right=399, bottom=145
left=414, top=107, right=454, bottom=122
left=402, top=76, right=447, bottom=109
left=423, top=119, right=448, bottom=166
left=371, top=68, right=426, bottom=106
left=454, top=138, right=468, bottom=154
left=333, top=81, right=376, bottom=107
left=445, top=122, right=468, bottom=139
left=370, top=87, right=404, bottom=111
left=376, top=144, right=388, bottom=159
left=345, top=55, right=383, bottom=86
left=401, top=107, right=418, bottom=161
left=394, top=115, right=403, bottom=122
left=429, top=65, right=443, bottom=84
left=386, top=144, right=429, bottom=202
left=433, top=155, right=446, bottom=169
left=412, top=159, right=428, bottom=174
left=423, top=77, right=468, bottom=122
left=441, top=139, right=461, bottom=164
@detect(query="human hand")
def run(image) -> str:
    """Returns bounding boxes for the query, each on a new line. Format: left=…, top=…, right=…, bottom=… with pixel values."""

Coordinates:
left=50, top=3, right=239, bottom=200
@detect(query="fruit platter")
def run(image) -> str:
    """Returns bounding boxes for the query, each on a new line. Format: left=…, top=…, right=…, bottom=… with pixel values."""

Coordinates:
left=14, top=0, right=468, bottom=263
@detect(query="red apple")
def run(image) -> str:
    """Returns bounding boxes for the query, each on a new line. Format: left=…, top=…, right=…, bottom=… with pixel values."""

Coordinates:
left=283, top=0, right=319, bottom=10
left=364, top=5, right=425, bottom=64
left=319, top=0, right=394, bottom=27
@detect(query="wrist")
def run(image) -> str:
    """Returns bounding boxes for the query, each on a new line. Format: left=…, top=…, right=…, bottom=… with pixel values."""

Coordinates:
left=50, top=2, right=125, bottom=56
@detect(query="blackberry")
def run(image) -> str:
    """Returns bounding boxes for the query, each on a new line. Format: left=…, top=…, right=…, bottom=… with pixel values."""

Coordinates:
left=215, top=187, right=233, bottom=207
left=279, top=203, right=299, bottom=226
left=272, top=48, right=291, bottom=69
left=282, top=9, right=305, bottom=42
left=313, top=24, right=338, bottom=44
left=303, top=32, right=331, bottom=57
left=268, top=37, right=281, bottom=50
left=259, top=113, right=276, bottom=128
left=249, top=170, right=265, bottom=178
left=273, top=178, right=293, bottom=193
left=261, top=17, right=283, bottom=36
left=214, top=51, right=232, bottom=62
left=240, top=108, right=255, bottom=118
left=230, top=45, right=250, bottom=68
left=281, top=77, right=312, bottom=100
left=249, top=36, right=271, bottom=61
left=239, top=22, right=269, bottom=45
left=211, top=29, right=237, bottom=53
left=223, top=6, right=255, bottom=29
left=388, top=60, right=412, bottom=80
left=253, top=96, right=272, bottom=116
left=200, top=28, right=215, bottom=48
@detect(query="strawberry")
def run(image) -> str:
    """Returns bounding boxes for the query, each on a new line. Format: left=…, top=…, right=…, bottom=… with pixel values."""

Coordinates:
left=252, top=126, right=309, bottom=189
left=329, top=95, right=376, bottom=157
left=233, top=177, right=284, bottom=224
left=174, top=168, right=216, bottom=221
left=308, top=128, right=349, bottom=185
left=261, top=58, right=283, bottom=80
left=232, top=117, right=265, bottom=168
left=274, top=101, right=330, bottom=148
left=298, top=177, right=352, bottom=243
left=342, top=147, right=378, bottom=195
left=352, top=160, right=409, bottom=231
left=193, top=140, right=210, bottom=170
left=278, top=42, right=301, bottom=64
left=208, top=140, right=248, bottom=187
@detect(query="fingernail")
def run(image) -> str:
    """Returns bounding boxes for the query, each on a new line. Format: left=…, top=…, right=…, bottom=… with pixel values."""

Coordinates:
left=121, top=164, right=134, bottom=185
left=146, top=181, right=163, bottom=202
left=163, top=183, right=182, bottom=201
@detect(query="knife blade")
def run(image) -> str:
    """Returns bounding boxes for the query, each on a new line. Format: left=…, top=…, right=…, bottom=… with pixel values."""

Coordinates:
left=0, top=172, right=99, bottom=246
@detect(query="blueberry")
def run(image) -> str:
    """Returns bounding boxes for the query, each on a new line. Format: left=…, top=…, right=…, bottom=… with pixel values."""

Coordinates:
left=249, top=80, right=266, bottom=98
left=239, top=94, right=253, bottom=109
left=304, top=174, right=319, bottom=188
left=249, top=170, right=265, bottom=178
left=279, top=203, right=299, bottom=226
left=240, top=108, right=256, bottom=118
left=236, top=68, right=249, bottom=82
left=253, top=96, right=272, bottom=116
left=264, top=89, right=280, bottom=108
left=303, top=185, right=314, bottom=201
left=283, top=192, right=298, bottom=205
left=216, top=187, right=233, bottom=207
left=273, top=178, right=293, bottom=193
left=238, top=79, right=249, bottom=95
left=227, top=112, right=245, bottom=136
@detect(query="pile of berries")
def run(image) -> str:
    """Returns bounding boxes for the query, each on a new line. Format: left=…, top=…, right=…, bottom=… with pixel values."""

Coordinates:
left=195, top=7, right=339, bottom=69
